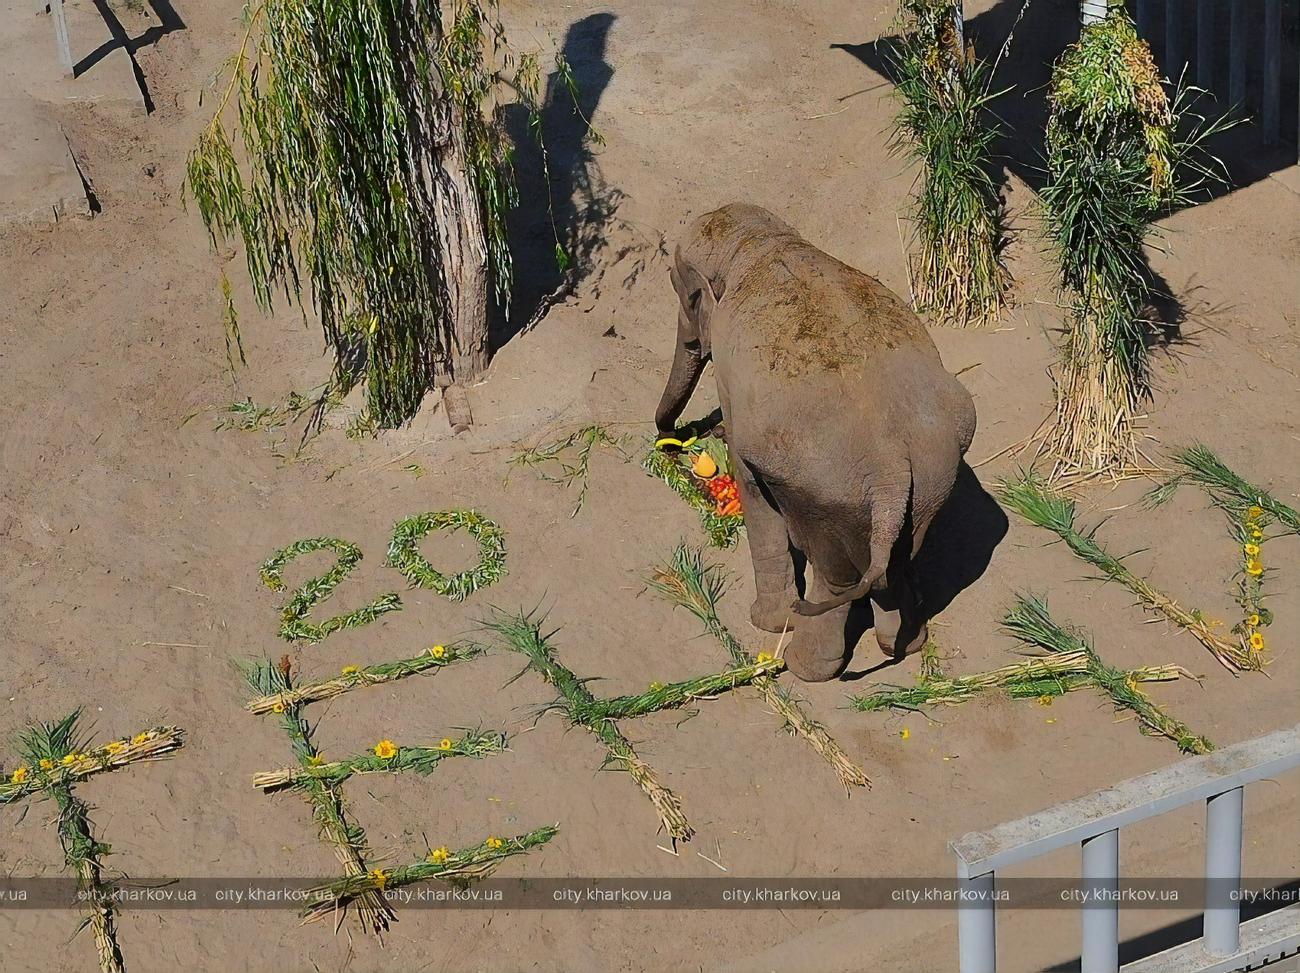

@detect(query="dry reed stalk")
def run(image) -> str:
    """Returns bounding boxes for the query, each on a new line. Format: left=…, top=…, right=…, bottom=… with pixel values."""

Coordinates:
left=301, top=827, right=558, bottom=924
left=998, top=472, right=1257, bottom=672
left=648, top=546, right=870, bottom=790
left=483, top=610, right=696, bottom=841
left=245, top=642, right=483, bottom=714
left=1, top=726, right=185, bottom=805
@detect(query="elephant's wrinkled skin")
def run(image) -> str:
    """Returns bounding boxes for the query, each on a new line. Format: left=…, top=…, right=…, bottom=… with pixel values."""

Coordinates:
left=655, top=203, right=976, bottom=682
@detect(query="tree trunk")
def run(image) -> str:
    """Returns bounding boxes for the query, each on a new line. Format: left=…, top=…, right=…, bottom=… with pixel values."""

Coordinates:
left=431, top=104, right=490, bottom=387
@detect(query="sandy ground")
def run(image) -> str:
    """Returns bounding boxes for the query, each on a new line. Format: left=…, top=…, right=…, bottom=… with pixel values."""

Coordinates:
left=2, top=1, right=1299, bottom=971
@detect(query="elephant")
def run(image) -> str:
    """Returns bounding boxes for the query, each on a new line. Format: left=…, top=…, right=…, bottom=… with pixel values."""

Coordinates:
left=654, top=203, right=976, bottom=682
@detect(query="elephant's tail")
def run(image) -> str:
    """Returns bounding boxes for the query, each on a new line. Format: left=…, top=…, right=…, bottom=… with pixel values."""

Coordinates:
left=791, top=490, right=908, bottom=617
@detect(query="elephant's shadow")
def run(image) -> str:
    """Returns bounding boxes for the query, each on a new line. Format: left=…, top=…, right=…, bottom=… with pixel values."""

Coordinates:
left=833, top=463, right=1007, bottom=680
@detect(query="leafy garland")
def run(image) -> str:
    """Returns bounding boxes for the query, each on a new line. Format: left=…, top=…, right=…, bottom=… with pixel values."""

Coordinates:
left=260, top=537, right=402, bottom=643
left=387, top=510, right=507, bottom=601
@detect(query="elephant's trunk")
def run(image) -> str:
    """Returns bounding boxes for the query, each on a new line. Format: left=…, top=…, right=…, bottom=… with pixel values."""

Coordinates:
left=655, top=339, right=706, bottom=434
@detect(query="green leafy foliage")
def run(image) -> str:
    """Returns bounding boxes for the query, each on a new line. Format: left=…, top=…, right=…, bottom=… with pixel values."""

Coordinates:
left=186, top=0, right=588, bottom=427
left=260, top=537, right=402, bottom=643
left=888, top=0, right=1010, bottom=327
left=386, top=510, right=507, bottom=600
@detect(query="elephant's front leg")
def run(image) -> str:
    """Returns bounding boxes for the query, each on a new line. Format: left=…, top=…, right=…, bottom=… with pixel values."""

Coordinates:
left=732, top=454, right=797, bottom=634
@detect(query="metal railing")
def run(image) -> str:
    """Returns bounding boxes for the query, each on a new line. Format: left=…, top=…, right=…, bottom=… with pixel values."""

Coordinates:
left=950, top=724, right=1300, bottom=973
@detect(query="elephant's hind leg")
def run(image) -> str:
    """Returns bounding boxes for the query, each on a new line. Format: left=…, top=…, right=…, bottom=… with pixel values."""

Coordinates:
left=783, top=534, right=857, bottom=682
left=870, top=560, right=927, bottom=660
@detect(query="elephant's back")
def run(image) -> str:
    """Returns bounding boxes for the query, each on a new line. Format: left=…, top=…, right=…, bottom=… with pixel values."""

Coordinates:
left=725, top=240, right=937, bottom=380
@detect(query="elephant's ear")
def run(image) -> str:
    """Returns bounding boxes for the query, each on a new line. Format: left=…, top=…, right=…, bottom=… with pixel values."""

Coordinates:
left=674, top=254, right=723, bottom=320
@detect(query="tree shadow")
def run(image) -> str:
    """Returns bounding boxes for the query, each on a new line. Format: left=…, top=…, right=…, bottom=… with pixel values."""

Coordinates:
left=498, top=12, right=625, bottom=350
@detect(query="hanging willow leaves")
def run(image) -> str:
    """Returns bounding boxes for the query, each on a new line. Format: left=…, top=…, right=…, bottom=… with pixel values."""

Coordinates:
left=187, top=0, right=588, bottom=428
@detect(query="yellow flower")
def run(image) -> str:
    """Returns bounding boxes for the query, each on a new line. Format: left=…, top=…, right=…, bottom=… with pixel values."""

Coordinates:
left=485, top=836, right=504, bottom=850
left=1037, top=695, right=1054, bottom=707
left=428, top=846, right=450, bottom=865
left=104, top=742, right=126, bottom=756
left=132, top=732, right=150, bottom=745
left=1246, top=560, right=1264, bottom=577
left=61, top=754, right=77, bottom=766
left=1249, top=632, right=1265, bottom=652
left=755, top=652, right=774, bottom=665
left=374, top=740, right=398, bottom=760
left=271, top=701, right=286, bottom=714
left=1248, top=613, right=1261, bottom=627
left=370, top=868, right=388, bottom=889
left=38, top=759, right=54, bottom=771
left=1250, top=527, right=1264, bottom=540
left=306, top=754, right=325, bottom=767
left=1244, top=543, right=1260, bottom=557
left=429, top=644, right=447, bottom=660
left=341, top=665, right=360, bottom=677
left=899, top=728, right=910, bottom=740
left=1247, top=505, right=1264, bottom=520
left=649, top=681, right=665, bottom=692
left=438, top=738, right=453, bottom=751
left=10, top=766, right=28, bottom=784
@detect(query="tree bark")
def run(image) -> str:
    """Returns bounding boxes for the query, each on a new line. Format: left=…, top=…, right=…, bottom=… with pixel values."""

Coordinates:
left=431, top=111, right=490, bottom=386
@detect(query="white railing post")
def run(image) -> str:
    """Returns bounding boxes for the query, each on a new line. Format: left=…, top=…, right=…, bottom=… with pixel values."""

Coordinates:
left=958, top=870, right=997, bottom=973
left=1081, top=829, right=1120, bottom=973
left=1204, top=787, right=1244, bottom=956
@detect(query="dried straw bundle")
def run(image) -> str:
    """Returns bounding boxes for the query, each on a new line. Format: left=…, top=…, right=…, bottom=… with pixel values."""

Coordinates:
left=649, top=545, right=870, bottom=790
left=245, top=642, right=483, bottom=714
left=484, top=610, right=696, bottom=841
left=999, top=472, right=1257, bottom=671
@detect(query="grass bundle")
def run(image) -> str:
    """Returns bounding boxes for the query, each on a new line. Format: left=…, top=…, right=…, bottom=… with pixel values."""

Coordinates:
left=1147, top=445, right=1291, bottom=648
left=851, top=649, right=1187, bottom=713
left=1040, top=11, right=1231, bottom=476
left=888, top=0, right=1010, bottom=327
left=649, top=545, right=870, bottom=790
left=573, top=659, right=784, bottom=722
left=484, top=610, right=696, bottom=842
left=643, top=442, right=744, bottom=549
left=387, top=510, right=507, bottom=601
left=998, top=472, right=1258, bottom=671
left=509, top=425, right=629, bottom=516
left=260, top=538, right=402, bottom=643
left=1148, top=444, right=1299, bottom=534
left=302, top=826, right=558, bottom=924
left=7, top=712, right=184, bottom=973
left=186, top=0, right=585, bottom=427
left=2, top=723, right=184, bottom=805
left=1003, top=594, right=1212, bottom=754
left=254, top=731, right=507, bottom=791
left=245, top=642, right=483, bottom=714
left=242, top=659, right=394, bottom=935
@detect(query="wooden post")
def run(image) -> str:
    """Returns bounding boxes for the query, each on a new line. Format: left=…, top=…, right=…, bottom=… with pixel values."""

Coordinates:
left=1197, top=0, right=1216, bottom=90
left=1262, top=0, right=1281, bottom=145
left=1166, top=0, right=1187, bottom=82
left=1229, top=0, right=1247, bottom=112
left=50, top=0, right=73, bottom=76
